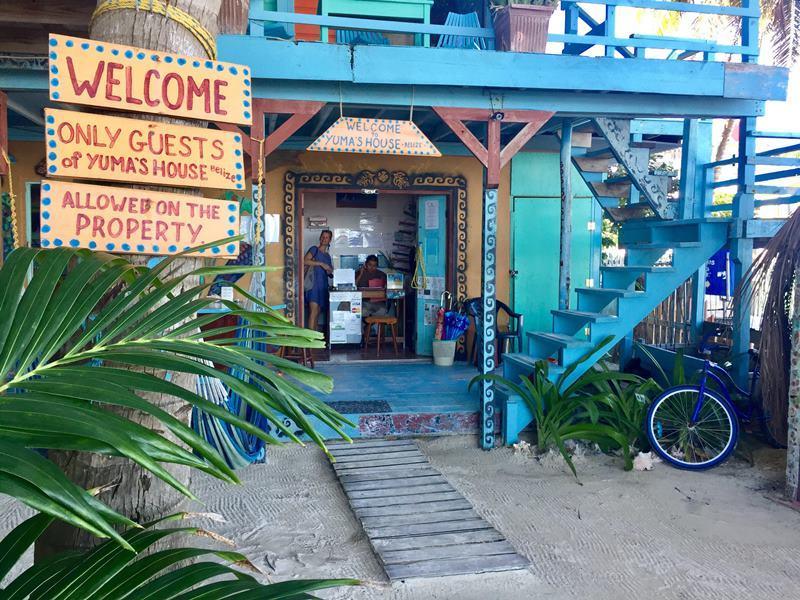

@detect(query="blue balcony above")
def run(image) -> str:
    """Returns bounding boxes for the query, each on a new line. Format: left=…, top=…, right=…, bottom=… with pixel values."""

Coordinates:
left=247, top=0, right=760, bottom=61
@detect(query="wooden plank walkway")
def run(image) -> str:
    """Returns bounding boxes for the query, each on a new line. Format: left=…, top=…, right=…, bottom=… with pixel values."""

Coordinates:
left=326, top=439, right=530, bottom=580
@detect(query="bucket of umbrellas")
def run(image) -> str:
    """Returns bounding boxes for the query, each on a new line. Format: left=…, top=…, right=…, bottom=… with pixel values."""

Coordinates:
left=432, top=303, right=469, bottom=367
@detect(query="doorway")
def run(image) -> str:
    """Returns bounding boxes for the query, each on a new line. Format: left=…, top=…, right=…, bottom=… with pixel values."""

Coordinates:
left=293, top=182, right=457, bottom=364
left=511, top=195, right=601, bottom=335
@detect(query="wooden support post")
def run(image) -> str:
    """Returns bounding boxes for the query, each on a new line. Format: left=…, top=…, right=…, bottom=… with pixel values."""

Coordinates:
left=432, top=106, right=554, bottom=449
left=481, top=187, right=499, bottom=449
left=559, top=120, right=573, bottom=310
left=234, top=99, right=323, bottom=303
left=690, top=265, right=706, bottom=346
left=731, top=116, right=756, bottom=386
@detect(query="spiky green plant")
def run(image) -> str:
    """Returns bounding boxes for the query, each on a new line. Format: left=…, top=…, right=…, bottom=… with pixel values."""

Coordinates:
left=0, top=512, right=358, bottom=599
left=0, top=242, right=352, bottom=549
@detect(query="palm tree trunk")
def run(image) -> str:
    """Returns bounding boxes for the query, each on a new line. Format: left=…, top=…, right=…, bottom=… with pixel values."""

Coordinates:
left=35, top=0, right=223, bottom=559
left=714, top=118, right=736, bottom=182
left=786, top=278, right=800, bottom=501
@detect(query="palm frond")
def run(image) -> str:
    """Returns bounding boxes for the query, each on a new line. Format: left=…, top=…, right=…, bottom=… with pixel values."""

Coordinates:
left=0, top=512, right=358, bottom=599
left=0, top=246, right=351, bottom=545
left=734, top=206, right=800, bottom=445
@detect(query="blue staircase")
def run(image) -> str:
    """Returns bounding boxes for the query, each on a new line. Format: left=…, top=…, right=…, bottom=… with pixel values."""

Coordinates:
left=499, top=218, right=729, bottom=443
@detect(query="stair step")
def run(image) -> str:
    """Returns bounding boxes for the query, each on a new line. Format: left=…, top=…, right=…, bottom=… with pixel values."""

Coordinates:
left=551, top=309, right=618, bottom=323
left=574, top=155, right=616, bottom=172
left=606, top=204, right=656, bottom=222
left=526, top=331, right=592, bottom=348
left=576, top=287, right=644, bottom=299
left=591, top=181, right=631, bottom=198
left=600, top=265, right=674, bottom=273
left=503, top=353, right=565, bottom=377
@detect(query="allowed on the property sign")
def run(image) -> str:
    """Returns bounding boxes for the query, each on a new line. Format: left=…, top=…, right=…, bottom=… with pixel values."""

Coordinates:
left=44, top=109, right=246, bottom=190
left=308, top=117, right=441, bottom=156
left=39, top=179, right=240, bottom=258
left=48, top=34, right=252, bottom=125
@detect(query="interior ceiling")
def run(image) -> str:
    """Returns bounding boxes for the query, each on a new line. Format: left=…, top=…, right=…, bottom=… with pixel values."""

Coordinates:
left=0, top=1, right=94, bottom=55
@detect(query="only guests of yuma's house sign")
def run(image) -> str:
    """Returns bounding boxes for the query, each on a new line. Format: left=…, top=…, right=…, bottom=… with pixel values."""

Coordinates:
left=44, top=108, right=246, bottom=191
left=39, top=180, right=240, bottom=258
left=48, top=34, right=252, bottom=125
left=308, top=117, right=441, bottom=157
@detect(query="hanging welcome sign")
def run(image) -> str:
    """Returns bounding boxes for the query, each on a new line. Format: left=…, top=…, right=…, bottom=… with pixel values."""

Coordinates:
left=48, top=34, right=252, bottom=124
left=45, top=34, right=250, bottom=257
left=44, top=109, right=246, bottom=190
left=39, top=179, right=240, bottom=258
left=308, top=117, right=441, bottom=157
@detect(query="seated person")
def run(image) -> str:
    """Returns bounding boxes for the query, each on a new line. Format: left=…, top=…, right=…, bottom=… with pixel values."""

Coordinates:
left=356, top=254, right=388, bottom=318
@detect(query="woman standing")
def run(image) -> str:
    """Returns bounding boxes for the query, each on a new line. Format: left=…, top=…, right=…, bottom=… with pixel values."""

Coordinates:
left=304, top=229, right=333, bottom=331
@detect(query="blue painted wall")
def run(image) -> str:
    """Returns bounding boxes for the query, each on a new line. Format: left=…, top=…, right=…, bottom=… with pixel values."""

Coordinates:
left=509, top=152, right=601, bottom=333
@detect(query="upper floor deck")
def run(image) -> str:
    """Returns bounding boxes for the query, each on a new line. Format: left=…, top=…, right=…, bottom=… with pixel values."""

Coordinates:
left=213, top=0, right=787, bottom=118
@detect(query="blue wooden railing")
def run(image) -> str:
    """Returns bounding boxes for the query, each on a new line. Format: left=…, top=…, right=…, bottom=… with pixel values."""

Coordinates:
left=557, top=0, right=759, bottom=60
left=703, top=131, right=800, bottom=218
left=248, top=0, right=759, bottom=61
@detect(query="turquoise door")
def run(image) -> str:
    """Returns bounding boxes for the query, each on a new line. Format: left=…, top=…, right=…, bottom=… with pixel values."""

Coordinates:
left=511, top=195, right=600, bottom=335
left=415, top=195, right=447, bottom=356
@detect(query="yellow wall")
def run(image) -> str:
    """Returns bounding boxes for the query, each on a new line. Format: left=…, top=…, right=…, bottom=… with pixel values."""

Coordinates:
left=5, top=141, right=45, bottom=250
left=260, top=151, right=512, bottom=314
left=2, top=145, right=513, bottom=322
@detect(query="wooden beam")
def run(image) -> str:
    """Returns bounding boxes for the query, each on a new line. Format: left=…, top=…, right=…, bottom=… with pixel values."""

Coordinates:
left=500, top=114, right=553, bottom=168
left=433, top=108, right=489, bottom=166
left=0, top=1, right=93, bottom=27
left=0, top=91, right=7, bottom=176
left=487, top=118, right=501, bottom=188
left=434, top=107, right=553, bottom=187
left=265, top=110, right=321, bottom=156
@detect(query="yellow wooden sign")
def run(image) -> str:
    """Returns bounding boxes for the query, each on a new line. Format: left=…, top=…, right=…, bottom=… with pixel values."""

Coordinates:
left=44, top=109, right=246, bottom=191
left=39, top=179, right=240, bottom=258
left=308, top=117, right=441, bottom=156
left=48, top=34, right=252, bottom=125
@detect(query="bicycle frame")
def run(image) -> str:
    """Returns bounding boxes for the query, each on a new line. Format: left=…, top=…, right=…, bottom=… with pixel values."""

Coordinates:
left=691, top=359, right=758, bottom=424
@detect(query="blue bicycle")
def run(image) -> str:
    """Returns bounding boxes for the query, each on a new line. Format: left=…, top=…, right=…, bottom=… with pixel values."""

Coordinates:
left=645, top=350, right=778, bottom=470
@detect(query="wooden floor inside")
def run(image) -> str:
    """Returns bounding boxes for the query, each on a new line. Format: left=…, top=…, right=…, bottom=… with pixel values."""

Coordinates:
left=326, top=439, right=529, bottom=580
left=304, top=362, right=482, bottom=439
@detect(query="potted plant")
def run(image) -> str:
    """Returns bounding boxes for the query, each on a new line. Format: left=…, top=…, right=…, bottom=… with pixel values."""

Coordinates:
left=492, top=0, right=557, bottom=53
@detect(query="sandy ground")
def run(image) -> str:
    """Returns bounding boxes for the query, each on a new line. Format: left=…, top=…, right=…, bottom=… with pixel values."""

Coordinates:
left=3, top=436, right=800, bottom=599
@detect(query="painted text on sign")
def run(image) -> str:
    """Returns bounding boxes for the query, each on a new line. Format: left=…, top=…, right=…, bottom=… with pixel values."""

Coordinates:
left=48, top=34, right=252, bottom=125
left=308, top=117, right=441, bottom=156
left=40, top=179, right=240, bottom=257
left=45, top=109, right=246, bottom=190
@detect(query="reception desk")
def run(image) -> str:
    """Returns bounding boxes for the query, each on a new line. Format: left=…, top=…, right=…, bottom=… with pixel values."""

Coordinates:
left=329, top=290, right=363, bottom=345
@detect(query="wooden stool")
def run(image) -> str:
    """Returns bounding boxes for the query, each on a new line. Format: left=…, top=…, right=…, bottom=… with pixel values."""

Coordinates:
left=278, top=345, right=314, bottom=368
left=363, top=316, right=399, bottom=357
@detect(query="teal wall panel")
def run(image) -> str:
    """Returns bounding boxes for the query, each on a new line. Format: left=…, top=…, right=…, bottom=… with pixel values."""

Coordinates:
left=510, top=152, right=593, bottom=198
left=510, top=153, right=600, bottom=335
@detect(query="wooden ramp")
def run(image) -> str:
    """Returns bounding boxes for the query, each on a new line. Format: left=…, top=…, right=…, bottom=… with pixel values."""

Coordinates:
left=326, top=439, right=530, bottom=580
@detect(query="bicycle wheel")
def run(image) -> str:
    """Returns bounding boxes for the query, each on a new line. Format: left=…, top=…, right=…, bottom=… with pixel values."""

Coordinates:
left=646, top=385, right=739, bottom=470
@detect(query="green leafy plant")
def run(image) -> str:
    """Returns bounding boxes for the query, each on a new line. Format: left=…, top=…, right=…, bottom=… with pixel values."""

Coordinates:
left=568, top=360, right=662, bottom=469
left=0, top=512, right=358, bottom=599
left=0, top=242, right=352, bottom=545
left=472, top=338, right=630, bottom=478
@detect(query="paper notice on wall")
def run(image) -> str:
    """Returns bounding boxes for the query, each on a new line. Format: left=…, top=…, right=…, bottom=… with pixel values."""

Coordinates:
left=424, top=199, right=439, bottom=229
left=417, top=276, right=445, bottom=299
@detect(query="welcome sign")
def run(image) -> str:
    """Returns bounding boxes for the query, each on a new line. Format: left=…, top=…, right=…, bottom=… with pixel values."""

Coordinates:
left=39, top=179, right=240, bottom=258
left=308, top=117, right=441, bottom=156
left=48, top=34, right=252, bottom=125
left=45, top=109, right=246, bottom=190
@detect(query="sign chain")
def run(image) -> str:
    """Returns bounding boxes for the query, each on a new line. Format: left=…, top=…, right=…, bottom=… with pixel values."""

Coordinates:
left=1, top=149, right=19, bottom=250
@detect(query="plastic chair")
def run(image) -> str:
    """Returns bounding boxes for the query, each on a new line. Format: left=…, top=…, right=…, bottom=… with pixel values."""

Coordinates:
left=336, top=29, right=390, bottom=45
left=463, top=298, right=523, bottom=368
left=436, top=12, right=487, bottom=50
